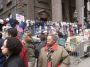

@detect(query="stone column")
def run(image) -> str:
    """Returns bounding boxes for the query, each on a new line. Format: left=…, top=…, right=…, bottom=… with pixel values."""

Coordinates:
left=52, top=0, right=62, bottom=22
left=27, top=0, right=34, bottom=20
left=64, top=0, right=70, bottom=21
left=76, top=0, right=84, bottom=26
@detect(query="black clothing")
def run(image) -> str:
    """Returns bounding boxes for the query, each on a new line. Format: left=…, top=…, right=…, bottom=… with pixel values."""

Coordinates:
left=3, top=56, right=26, bottom=67
left=0, top=39, right=5, bottom=67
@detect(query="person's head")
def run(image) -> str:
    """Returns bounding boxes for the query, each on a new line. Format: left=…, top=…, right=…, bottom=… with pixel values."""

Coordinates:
left=1, top=37, right=22, bottom=56
left=0, top=32, right=2, bottom=39
left=47, top=34, right=57, bottom=46
left=24, top=32, right=32, bottom=42
left=57, top=31, right=63, bottom=38
left=7, top=28, right=18, bottom=37
left=40, top=32, right=46, bottom=41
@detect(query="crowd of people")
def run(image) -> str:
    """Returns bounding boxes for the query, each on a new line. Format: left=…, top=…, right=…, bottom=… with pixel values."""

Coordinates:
left=0, top=28, right=70, bottom=67
left=0, top=17, right=71, bottom=67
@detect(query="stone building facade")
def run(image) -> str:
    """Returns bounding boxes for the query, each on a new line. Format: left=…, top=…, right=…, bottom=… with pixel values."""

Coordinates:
left=0, top=0, right=89, bottom=23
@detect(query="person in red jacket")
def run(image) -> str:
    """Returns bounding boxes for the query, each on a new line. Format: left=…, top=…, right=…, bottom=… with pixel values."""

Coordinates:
left=7, top=28, right=28, bottom=67
left=22, top=32, right=35, bottom=67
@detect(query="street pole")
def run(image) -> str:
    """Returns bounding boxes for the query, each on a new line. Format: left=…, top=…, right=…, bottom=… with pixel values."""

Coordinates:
left=76, top=0, right=84, bottom=30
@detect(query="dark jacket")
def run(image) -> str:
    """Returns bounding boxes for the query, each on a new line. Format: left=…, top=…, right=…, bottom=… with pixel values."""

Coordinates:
left=37, top=41, right=46, bottom=53
left=3, top=55, right=26, bottom=67
left=0, top=39, right=5, bottom=67
left=0, top=39, right=4, bottom=48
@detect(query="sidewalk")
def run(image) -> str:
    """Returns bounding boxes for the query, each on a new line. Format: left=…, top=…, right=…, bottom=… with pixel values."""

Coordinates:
left=70, top=56, right=90, bottom=67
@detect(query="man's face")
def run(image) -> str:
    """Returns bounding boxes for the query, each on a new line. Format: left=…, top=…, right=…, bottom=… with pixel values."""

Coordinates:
left=24, top=33, right=32, bottom=42
left=47, top=36, right=54, bottom=46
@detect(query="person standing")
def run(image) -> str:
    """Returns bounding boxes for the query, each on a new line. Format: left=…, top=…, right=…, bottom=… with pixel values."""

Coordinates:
left=1, top=37, right=26, bottom=67
left=22, top=32, right=35, bottom=67
left=0, top=32, right=5, bottom=67
left=38, top=34, right=70, bottom=67
left=7, top=28, right=28, bottom=67
left=57, top=31, right=66, bottom=47
left=37, top=32, right=47, bottom=56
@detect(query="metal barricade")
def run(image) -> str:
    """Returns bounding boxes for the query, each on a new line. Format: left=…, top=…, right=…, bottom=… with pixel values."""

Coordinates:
left=69, top=42, right=83, bottom=65
left=69, top=40, right=90, bottom=65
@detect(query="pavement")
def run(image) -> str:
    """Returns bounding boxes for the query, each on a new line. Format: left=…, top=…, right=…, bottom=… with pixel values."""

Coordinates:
left=70, top=56, right=90, bottom=67
left=34, top=56, right=90, bottom=67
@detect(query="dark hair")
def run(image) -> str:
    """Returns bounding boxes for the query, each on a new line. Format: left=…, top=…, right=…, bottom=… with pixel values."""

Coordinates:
left=0, top=32, right=2, bottom=38
left=57, top=31, right=63, bottom=38
left=7, top=28, right=18, bottom=37
left=40, top=32, right=46, bottom=41
left=5, top=37, right=22, bottom=56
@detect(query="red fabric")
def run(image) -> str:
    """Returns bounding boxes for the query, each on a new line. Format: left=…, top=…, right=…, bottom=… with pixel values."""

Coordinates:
left=3, top=20, right=8, bottom=26
left=45, top=43, right=61, bottom=67
left=14, top=36, right=28, bottom=67
left=48, top=61, right=60, bottom=67
left=45, top=42, right=58, bottom=51
left=20, top=41, right=28, bottom=67
left=58, top=64, right=60, bottom=67
left=48, top=61, right=51, bottom=67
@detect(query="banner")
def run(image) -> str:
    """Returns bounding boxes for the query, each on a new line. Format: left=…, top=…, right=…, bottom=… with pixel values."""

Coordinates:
left=16, top=14, right=25, bottom=22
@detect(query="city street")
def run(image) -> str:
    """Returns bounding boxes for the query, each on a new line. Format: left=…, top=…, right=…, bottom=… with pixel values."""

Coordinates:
left=0, top=0, right=90, bottom=67
left=33, top=56, right=90, bottom=67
